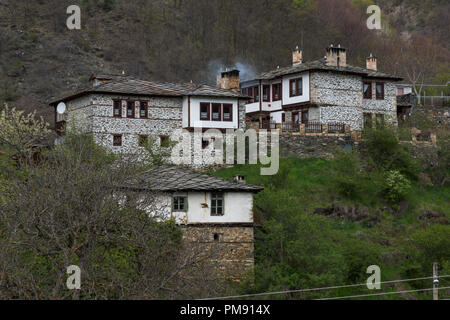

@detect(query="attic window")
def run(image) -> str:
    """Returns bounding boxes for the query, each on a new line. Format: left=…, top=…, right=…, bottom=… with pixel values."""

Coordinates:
left=113, top=100, right=122, bottom=117
left=211, top=192, right=224, bottom=216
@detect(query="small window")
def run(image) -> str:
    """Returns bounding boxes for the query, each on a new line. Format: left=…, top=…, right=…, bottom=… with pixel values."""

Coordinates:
left=138, top=135, right=148, bottom=147
left=211, top=192, right=224, bottom=216
left=223, top=104, right=232, bottom=121
left=213, top=233, right=223, bottom=242
left=200, top=103, right=210, bottom=120
left=212, top=103, right=221, bottom=121
left=289, top=78, right=302, bottom=97
left=363, top=82, right=372, bottom=99
left=363, top=113, right=372, bottom=129
left=376, top=114, right=385, bottom=128
left=173, top=196, right=188, bottom=212
left=127, top=101, right=135, bottom=118
left=263, top=85, right=270, bottom=102
left=160, top=135, right=170, bottom=147
left=397, top=88, right=404, bottom=95
left=202, top=139, right=210, bottom=149
left=113, top=100, right=122, bottom=117
left=376, top=83, right=384, bottom=100
left=272, top=83, right=282, bottom=101
left=139, top=101, right=148, bottom=118
left=113, top=134, right=122, bottom=146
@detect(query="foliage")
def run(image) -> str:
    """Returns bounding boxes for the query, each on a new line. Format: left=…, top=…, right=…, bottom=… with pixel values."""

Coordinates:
left=383, top=170, right=412, bottom=203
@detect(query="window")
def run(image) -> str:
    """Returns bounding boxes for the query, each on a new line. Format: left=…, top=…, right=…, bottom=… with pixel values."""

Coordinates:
left=127, top=101, right=135, bottom=118
left=247, top=87, right=253, bottom=102
left=289, top=78, right=302, bottom=97
left=376, top=82, right=385, bottom=100
left=301, top=110, right=309, bottom=124
left=253, top=85, right=260, bottom=103
left=173, top=196, right=188, bottom=212
left=363, top=82, right=372, bottom=99
left=138, top=135, right=148, bottom=147
left=139, top=101, right=148, bottom=118
left=263, top=85, right=270, bottom=102
left=376, top=114, right=385, bottom=128
left=212, top=103, right=221, bottom=121
left=160, top=135, right=170, bottom=147
left=397, top=88, right=404, bottom=95
left=223, top=104, right=232, bottom=121
left=113, top=100, right=122, bottom=117
left=202, top=138, right=210, bottom=149
left=113, top=134, right=122, bottom=146
left=200, top=102, right=210, bottom=120
left=363, top=113, right=373, bottom=128
left=211, top=192, right=224, bottom=216
left=272, top=83, right=282, bottom=101
left=282, top=113, right=285, bottom=122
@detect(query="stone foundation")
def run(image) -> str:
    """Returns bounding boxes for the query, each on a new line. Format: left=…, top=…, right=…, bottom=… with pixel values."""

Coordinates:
left=279, top=134, right=355, bottom=158
left=181, top=224, right=254, bottom=281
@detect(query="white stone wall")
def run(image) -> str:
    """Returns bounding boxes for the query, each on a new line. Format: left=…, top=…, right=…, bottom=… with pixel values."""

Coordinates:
left=140, top=191, right=254, bottom=225
left=362, top=81, right=398, bottom=126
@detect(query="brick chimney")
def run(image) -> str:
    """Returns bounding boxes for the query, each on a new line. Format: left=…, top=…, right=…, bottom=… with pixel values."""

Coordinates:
left=325, top=44, right=347, bottom=67
left=218, top=68, right=240, bottom=92
left=234, top=174, right=246, bottom=183
left=366, top=53, right=377, bottom=71
left=292, top=46, right=303, bottom=65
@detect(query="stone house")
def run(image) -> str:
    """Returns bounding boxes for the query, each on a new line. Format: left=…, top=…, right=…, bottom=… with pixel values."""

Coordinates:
left=122, top=165, right=263, bottom=280
left=49, top=71, right=248, bottom=158
left=241, top=45, right=403, bottom=132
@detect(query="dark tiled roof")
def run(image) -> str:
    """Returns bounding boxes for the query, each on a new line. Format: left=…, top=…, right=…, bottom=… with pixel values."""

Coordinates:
left=50, top=77, right=248, bottom=105
left=123, top=165, right=264, bottom=193
left=245, top=58, right=402, bottom=82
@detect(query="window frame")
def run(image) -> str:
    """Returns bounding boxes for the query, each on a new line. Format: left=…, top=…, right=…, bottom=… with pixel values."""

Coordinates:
left=272, top=83, right=282, bottom=101
left=222, top=103, right=233, bottom=122
left=211, top=103, right=222, bottom=122
left=253, top=85, right=260, bottom=103
left=363, top=112, right=373, bottom=129
left=139, top=101, right=148, bottom=119
left=363, top=81, right=372, bottom=99
left=112, top=134, right=122, bottom=147
left=138, top=135, right=148, bottom=147
left=376, top=82, right=385, bottom=100
left=200, top=102, right=210, bottom=121
left=247, top=87, right=253, bottom=103
left=113, top=99, right=122, bottom=118
left=172, top=195, right=188, bottom=212
left=210, top=192, right=224, bottom=216
left=126, top=100, right=135, bottom=118
left=263, top=84, right=270, bottom=102
left=289, top=78, right=303, bottom=97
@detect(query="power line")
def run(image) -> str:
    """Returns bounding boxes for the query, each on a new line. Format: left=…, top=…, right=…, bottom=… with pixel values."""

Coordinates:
left=198, top=275, right=450, bottom=300
left=317, top=286, right=450, bottom=300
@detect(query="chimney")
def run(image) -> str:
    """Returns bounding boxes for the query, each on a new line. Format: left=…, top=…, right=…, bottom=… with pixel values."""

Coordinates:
left=366, top=53, right=377, bottom=71
left=89, top=73, right=113, bottom=87
left=219, top=68, right=240, bottom=92
left=234, top=174, right=246, bottom=183
left=292, top=46, right=303, bottom=65
left=325, top=44, right=347, bottom=67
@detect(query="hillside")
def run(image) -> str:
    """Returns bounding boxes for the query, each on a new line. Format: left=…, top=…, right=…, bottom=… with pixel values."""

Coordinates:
left=0, top=0, right=449, bottom=123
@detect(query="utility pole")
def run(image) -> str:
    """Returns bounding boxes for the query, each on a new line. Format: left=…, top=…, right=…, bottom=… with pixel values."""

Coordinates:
left=433, top=262, right=439, bottom=300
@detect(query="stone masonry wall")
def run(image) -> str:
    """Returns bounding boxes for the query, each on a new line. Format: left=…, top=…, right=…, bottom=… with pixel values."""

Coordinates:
left=181, top=224, right=254, bottom=281
left=279, top=134, right=354, bottom=158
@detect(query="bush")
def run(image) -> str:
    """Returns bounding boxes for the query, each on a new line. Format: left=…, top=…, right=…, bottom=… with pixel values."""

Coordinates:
left=383, top=170, right=412, bottom=203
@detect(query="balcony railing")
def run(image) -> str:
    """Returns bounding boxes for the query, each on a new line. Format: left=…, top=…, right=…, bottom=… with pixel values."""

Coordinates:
left=282, top=121, right=300, bottom=132
left=327, top=122, right=346, bottom=134
left=305, top=121, right=322, bottom=133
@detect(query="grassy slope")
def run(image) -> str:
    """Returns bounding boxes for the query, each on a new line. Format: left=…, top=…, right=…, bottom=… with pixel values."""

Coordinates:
left=210, top=157, right=450, bottom=299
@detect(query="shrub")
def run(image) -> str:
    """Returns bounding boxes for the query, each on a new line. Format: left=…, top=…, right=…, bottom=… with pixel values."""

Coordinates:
left=383, top=170, right=412, bottom=203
